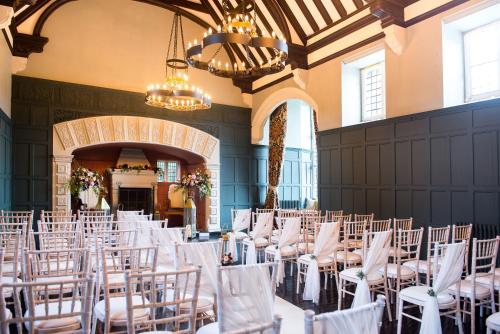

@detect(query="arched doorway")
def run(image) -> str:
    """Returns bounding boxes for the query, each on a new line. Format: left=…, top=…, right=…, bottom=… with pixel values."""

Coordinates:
left=51, top=115, right=221, bottom=231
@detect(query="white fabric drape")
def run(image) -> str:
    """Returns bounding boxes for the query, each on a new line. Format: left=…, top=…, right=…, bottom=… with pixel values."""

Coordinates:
left=246, top=212, right=273, bottom=264
left=352, top=231, right=392, bottom=308
left=219, top=264, right=275, bottom=333
left=151, top=228, right=185, bottom=270
left=419, top=242, right=465, bottom=334
left=228, top=209, right=252, bottom=262
left=179, top=241, right=220, bottom=297
left=303, top=222, right=340, bottom=304
left=314, top=300, right=381, bottom=334
left=274, top=217, right=301, bottom=283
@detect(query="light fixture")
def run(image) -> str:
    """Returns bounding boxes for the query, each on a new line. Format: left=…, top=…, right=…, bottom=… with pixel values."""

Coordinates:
left=186, top=0, right=288, bottom=79
left=146, top=12, right=211, bottom=111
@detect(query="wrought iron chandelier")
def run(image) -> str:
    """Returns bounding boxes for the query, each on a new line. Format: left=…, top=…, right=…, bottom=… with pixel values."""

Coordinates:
left=186, top=0, right=288, bottom=79
left=146, top=12, right=211, bottom=111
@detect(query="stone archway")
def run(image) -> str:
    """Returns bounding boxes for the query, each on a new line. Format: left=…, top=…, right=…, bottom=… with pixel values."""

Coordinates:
left=52, top=115, right=221, bottom=231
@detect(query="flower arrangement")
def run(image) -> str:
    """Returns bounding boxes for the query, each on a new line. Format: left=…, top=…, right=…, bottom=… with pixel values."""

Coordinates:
left=175, top=169, right=212, bottom=198
left=68, top=167, right=104, bottom=197
left=110, top=164, right=163, bottom=176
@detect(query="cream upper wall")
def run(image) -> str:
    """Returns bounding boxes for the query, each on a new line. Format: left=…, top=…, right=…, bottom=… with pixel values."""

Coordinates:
left=17, top=0, right=246, bottom=107
left=253, top=0, right=489, bottom=134
left=0, top=36, right=12, bottom=117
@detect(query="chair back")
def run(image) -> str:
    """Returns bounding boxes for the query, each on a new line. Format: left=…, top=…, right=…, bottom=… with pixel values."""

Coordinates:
left=256, top=208, right=274, bottom=214
left=0, top=275, right=95, bottom=334
left=304, top=295, right=385, bottom=334
left=277, top=209, right=301, bottom=218
left=324, top=210, right=344, bottom=222
left=30, top=230, right=81, bottom=251
left=77, top=210, right=106, bottom=220
left=392, top=218, right=413, bottom=245
left=0, top=215, right=29, bottom=246
left=217, top=263, right=281, bottom=334
left=354, top=213, right=374, bottom=224
left=40, top=210, right=75, bottom=223
left=124, top=267, right=202, bottom=334
left=426, top=225, right=451, bottom=258
left=369, top=219, right=391, bottom=233
left=452, top=224, right=473, bottom=274
left=395, top=228, right=424, bottom=264
left=251, top=212, right=274, bottom=239
left=335, top=214, right=351, bottom=223
left=38, top=220, right=80, bottom=233
left=0, top=210, right=33, bottom=231
left=469, top=237, right=500, bottom=289
left=0, top=231, right=22, bottom=279
left=231, top=208, right=252, bottom=232
left=341, top=220, right=367, bottom=250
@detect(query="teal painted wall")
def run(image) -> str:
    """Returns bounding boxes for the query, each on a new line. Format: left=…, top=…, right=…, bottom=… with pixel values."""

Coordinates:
left=0, top=108, right=11, bottom=210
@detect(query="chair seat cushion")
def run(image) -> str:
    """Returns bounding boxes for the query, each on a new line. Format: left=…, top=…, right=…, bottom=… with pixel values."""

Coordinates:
left=339, top=267, right=385, bottom=284
left=300, top=234, right=315, bottom=242
left=400, top=286, right=455, bottom=307
left=265, top=245, right=297, bottom=257
left=243, top=237, right=269, bottom=247
left=403, top=260, right=432, bottom=274
left=381, top=263, right=415, bottom=279
left=234, top=231, right=248, bottom=240
left=298, top=254, right=334, bottom=266
left=165, top=290, right=213, bottom=313
left=94, top=296, right=150, bottom=323
left=448, top=280, right=491, bottom=299
left=486, top=312, right=500, bottom=331
left=24, top=301, right=82, bottom=331
left=465, top=273, right=500, bottom=289
left=389, top=248, right=408, bottom=257
left=335, top=251, right=362, bottom=264
left=347, top=240, right=363, bottom=248
left=298, top=242, right=315, bottom=253
left=196, top=322, right=219, bottom=334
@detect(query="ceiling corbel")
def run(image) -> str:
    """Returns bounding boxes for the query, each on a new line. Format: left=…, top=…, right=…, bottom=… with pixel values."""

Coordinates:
left=367, top=0, right=405, bottom=28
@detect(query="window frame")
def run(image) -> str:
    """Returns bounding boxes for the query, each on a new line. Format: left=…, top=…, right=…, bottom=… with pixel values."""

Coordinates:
left=360, top=61, right=386, bottom=123
left=463, top=19, right=500, bottom=103
left=157, top=160, right=180, bottom=183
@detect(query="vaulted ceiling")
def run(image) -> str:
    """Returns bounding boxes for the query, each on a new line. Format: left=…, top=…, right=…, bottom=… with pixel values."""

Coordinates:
left=1, top=0, right=420, bottom=90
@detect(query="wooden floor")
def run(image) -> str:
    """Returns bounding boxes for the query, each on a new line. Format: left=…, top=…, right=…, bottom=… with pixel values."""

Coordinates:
left=274, top=263, right=489, bottom=334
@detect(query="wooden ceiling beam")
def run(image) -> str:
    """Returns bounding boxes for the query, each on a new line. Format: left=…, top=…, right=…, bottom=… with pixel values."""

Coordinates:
left=352, top=0, right=364, bottom=9
left=367, top=0, right=405, bottom=27
left=294, top=0, right=319, bottom=32
left=260, top=0, right=291, bottom=42
left=14, top=0, right=50, bottom=26
left=275, top=0, right=306, bottom=45
left=313, top=0, right=333, bottom=25
left=330, top=0, right=347, bottom=18
left=155, top=0, right=208, bottom=13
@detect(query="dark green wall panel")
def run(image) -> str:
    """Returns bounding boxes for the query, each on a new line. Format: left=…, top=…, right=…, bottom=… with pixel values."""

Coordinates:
left=318, top=97, right=500, bottom=229
left=0, top=108, right=11, bottom=210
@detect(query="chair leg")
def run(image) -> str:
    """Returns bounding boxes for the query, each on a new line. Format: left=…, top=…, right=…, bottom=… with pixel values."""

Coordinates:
left=397, top=298, right=404, bottom=334
left=92, top=315, right=98, bottom=334
left=471, top=299, right=476, bottom=334
left=296, top=263, right=301, bottom=294
left=384, top=283, right=392, bottom=322
left=324, top=272, right=328, bottom=290
left=456, top=309, right=464, bottom=334
left=337, top=278, right=343, bottom=310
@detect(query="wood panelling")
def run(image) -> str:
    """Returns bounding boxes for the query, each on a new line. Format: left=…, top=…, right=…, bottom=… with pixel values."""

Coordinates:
left=11, top=76, right=251, bottom=227
left=0, top=109, right=11, bottom=210
left=318, top=97, right=500, bottom=228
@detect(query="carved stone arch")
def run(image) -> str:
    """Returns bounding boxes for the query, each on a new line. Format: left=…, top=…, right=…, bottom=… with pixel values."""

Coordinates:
left=52, top=115, right=221, bottom=231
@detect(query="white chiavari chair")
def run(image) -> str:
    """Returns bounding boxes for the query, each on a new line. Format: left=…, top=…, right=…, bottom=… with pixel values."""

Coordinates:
left=389, top=218, right=413, bottom=258
left=298, top=222, right=341, bottom=303
left=29, top=229, right=81, bottom=251
left=40, top=209, right=76, bottom=223
left=125, top=267, right=202, bottom=334
left=116, top=209, right=152, bottom=221
left=37, top=220, right=80, bottom=233
left=324, top=210, right=344, bottom=223
left=338, top=230, right=393, bottom=321
left=298, top=215, right=322, bottom=255
left=487, top=311, right=500, bottom=334
left=255, top=208, right=274, bottom=215
left=0, top=210, right=33, bottom=233
left=197, top=263, right=281, bottom=334
left=0, top=231, right=22, bottom=290
left=335, top=221, right=366, bottom=270
left=450, top=237, right=500, bottom=334
left=452, top=224, right=473, bottom=275
left=370, top=219, right=392, bottom=233
left=403, top=225, right=450, bottom=285
left=0, top=215, right=29, bottom=246
left=397, top=242, right=465, bottom=334
left=242, top=212, right=273, bottom=264
left=265, top=216, right=301, bottom=284
left=304, top=295, right=386, bottom=334
left=383, top=227, right=424, bottom=319
left=0, top=274, right=95, bottom=334
left=77, top=210, right=107, bottom=220
left=227, top=208, right=251, bottom=261
left=272, top=209, right=301, bottom=243
left=93, top=245, right=158, bottom=334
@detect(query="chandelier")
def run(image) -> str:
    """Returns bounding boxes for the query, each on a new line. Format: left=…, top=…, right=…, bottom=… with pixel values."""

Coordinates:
left=146, top=12, right=211, bottom=111
left=186, top=0, right=288, bottom=79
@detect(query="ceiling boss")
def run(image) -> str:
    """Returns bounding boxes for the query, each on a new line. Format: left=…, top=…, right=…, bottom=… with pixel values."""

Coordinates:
left=186, top=0, right=288, bottom=79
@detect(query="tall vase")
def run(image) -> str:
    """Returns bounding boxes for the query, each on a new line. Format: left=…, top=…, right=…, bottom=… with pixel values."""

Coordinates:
left=184, top=190, right=197, bottom=239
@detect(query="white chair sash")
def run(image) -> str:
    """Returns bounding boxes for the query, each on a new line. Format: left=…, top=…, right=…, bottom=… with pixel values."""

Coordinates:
left=228, top=209, right=252, bottom=261
left=246, top=212, right=273, bottom=264
left=352, top=231, right=392, bottom=308
left=419, top=242, right=465, bottom=334
left=274, top=217, right=301, bottom=283
left=314, top=298, right=383, bottom=333
left=219, top=264, right=275, bottom=332
left=153, top=228, right=185, bottom=269
left=179, top=242, right=220, bottom=297
left=303, top=222, right=340, bottom=304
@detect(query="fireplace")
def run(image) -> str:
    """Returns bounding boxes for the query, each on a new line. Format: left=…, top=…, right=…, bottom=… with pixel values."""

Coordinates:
left=118, top=187, right=153, bottom=214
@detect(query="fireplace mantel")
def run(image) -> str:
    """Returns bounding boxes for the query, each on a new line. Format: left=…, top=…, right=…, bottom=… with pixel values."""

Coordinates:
left=108, top=168, right=158, bottom=214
